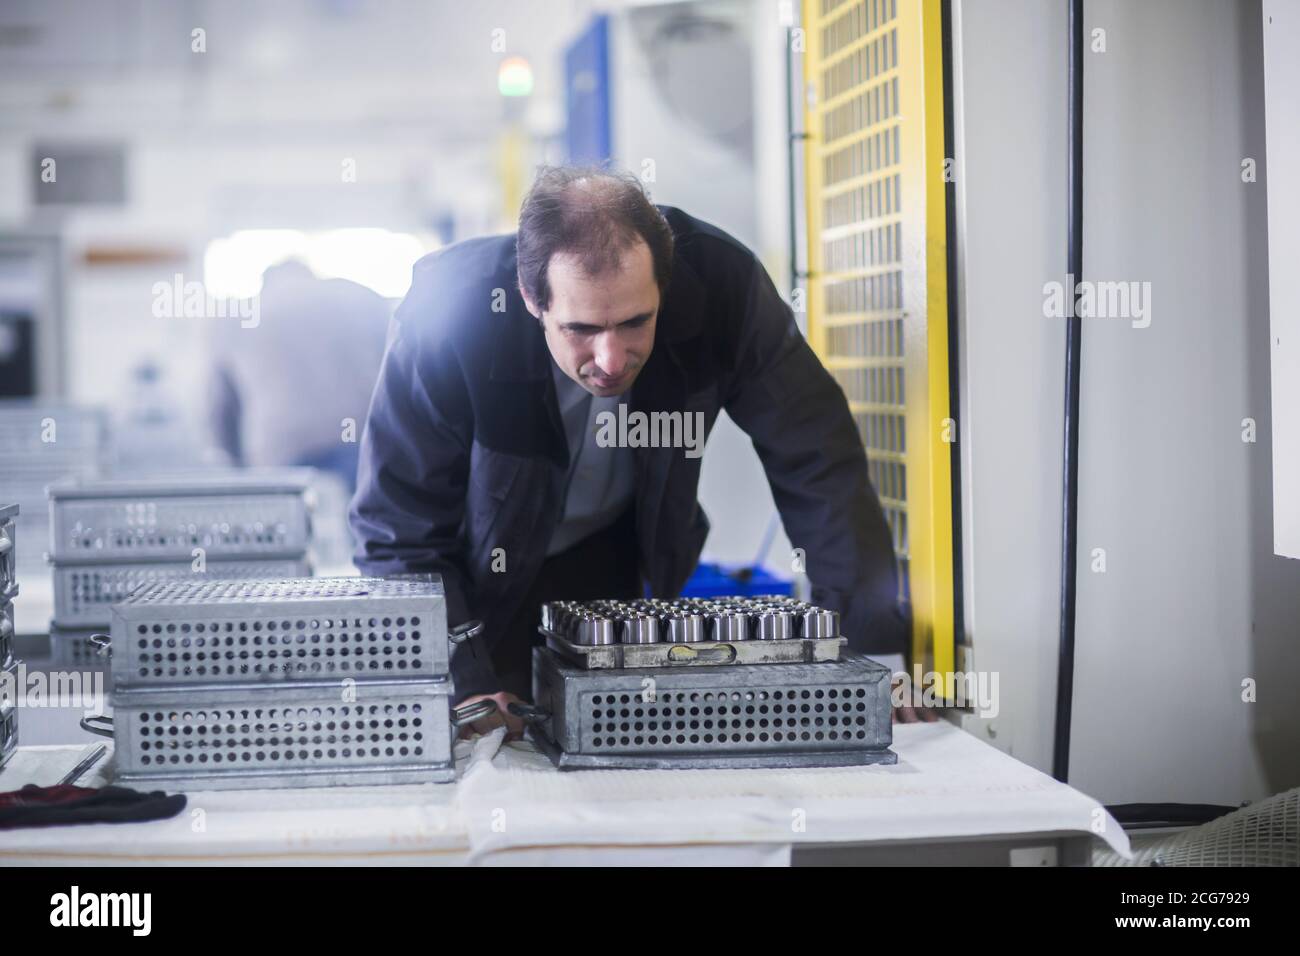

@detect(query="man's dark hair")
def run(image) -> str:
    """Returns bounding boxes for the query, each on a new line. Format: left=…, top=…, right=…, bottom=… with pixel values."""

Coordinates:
left=516, top=165, right=674, bottom=313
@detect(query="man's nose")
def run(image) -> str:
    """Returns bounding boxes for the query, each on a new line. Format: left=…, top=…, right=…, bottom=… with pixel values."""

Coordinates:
left=592, top=332, right=627, bottom=376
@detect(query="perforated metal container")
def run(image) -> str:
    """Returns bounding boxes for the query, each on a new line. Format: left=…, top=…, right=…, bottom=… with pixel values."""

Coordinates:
left=0, top=598, right=14, bottom=670
left=109, top=576, right=451, bottom=689
left=529, top=647, right=896, bottom=770
left=49, top=473, right=311, bottom=564
left=0, top=503, right=17, bottom=597
left=52, top=557, right=311, bottom=629
left=101, top=679, right=457, bottom=790
left=0, top=405, right=107, bottom=574
left=0, top=659, right=17, bottom=770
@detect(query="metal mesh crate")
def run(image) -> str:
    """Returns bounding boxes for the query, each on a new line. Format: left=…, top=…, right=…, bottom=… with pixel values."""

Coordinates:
left=109, top=576, right=450, bottom=688
left=49, top=474, right=311, bottom=564
left=52, top=557, right=312, bottom=628
left=1, top=598, right=14, bottom=669
left=0, top=659, right=16, bottom=769
left=0, top=404, right=108, bottom=574
left=101, top=679, right=456, bottom=790
left=528, top=647, right=896, bottom=770
left=1, top=503, right=16, bottom=595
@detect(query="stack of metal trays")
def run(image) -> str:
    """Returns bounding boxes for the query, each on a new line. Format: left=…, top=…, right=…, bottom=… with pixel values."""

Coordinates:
left=100, top=576, right=462, bottom=790
left=47, top=473, right=313, bottom=635
left=525, top=594, right=895, bottom=770
left=1, top=504, right=20, bottom=769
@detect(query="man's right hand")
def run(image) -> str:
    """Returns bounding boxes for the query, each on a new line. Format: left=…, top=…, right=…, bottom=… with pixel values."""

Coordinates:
left=457, top=690, right=528, bottom=741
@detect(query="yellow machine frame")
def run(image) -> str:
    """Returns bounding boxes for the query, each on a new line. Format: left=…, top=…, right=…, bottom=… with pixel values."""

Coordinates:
left=802, top=0, right=956, bottom=688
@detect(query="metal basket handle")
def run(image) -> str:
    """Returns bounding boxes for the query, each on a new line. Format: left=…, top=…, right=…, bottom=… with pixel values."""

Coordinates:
left=451, top=697, right=497, bottom=729
left=79, top=714, right=115, bottom=739
left=506, top=701, right=551, bottom=724
left=448, top=619, right=484, bottom=646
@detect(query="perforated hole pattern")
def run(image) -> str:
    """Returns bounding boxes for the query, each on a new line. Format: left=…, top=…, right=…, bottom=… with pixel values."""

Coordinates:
left=581, top=685, right=878, bottom=752
left=126, top=701, right=430, bottom=770
left=123, top=577, right=435, bottom=606
left=128, top=614, right=426, bottom=681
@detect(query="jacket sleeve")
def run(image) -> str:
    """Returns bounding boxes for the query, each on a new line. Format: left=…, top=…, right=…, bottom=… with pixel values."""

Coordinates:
left=348, top=305, right=501, bottom=700
left=721, top=252, right=907, bottom=658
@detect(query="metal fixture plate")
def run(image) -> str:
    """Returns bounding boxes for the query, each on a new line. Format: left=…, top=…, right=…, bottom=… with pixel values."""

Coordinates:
left=539, top=595, right=844, bottom=668
left=110, top=576, right=450, bottom=688
left=52, top=557, right=311, bottom=628
left=541, top=627, right=847, bottom=670
left=530, top=647, right=895, bottom=770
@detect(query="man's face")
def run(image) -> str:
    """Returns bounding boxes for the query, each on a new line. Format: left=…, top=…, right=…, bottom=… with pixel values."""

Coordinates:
left=524, top=239, right=659, bottom=398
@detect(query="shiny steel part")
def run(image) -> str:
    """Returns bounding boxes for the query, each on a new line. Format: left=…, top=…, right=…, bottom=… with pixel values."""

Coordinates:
left=573, top=615, right=616, bottom=646
left=799, top=608, right=839, bottom=639
left=618, top=614, right=659, bottom=644
left=664, top=614, right=705, bottom=643
left=755, top=610, right=793, bottom=641
left=706, top=610, right=748, bottom=642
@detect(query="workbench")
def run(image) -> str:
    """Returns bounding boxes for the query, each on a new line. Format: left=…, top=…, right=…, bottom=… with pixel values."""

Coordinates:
left=0, top=720, right=1130, bottom=866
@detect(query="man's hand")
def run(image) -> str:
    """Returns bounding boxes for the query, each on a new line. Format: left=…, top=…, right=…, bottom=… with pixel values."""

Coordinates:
left=457, top=690, right=528, bottom=741
left=891, top=674, right=941, bottom=724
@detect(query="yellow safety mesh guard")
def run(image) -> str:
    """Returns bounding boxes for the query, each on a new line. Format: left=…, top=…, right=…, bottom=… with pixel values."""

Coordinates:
left=802, top=0, right=956, bottom=695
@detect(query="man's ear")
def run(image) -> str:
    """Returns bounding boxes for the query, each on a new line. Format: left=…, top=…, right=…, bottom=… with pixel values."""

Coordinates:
left=518, top=283, right=542, bottom=321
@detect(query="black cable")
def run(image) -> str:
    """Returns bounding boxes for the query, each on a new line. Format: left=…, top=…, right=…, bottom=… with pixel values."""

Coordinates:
left=1053, top=0, right=1085, bottom=783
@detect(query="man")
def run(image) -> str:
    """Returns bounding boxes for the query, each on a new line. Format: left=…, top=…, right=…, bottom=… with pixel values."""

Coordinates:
left=208, top=259, right=391, bottom=495
left=350, top=166, right=905, bottom=737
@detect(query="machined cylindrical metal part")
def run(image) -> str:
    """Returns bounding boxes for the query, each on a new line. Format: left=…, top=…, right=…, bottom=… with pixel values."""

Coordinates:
left=573, top=615, right=616, bottom=646
left=707, top=610, right=748, bottom=642
left=799, top=608, right=839, bottom=639
left=664, top=613, right=704, bottom=643
left=755, top=610, right=793, bottom=640
left=619, top=614, right=660, bottom=644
